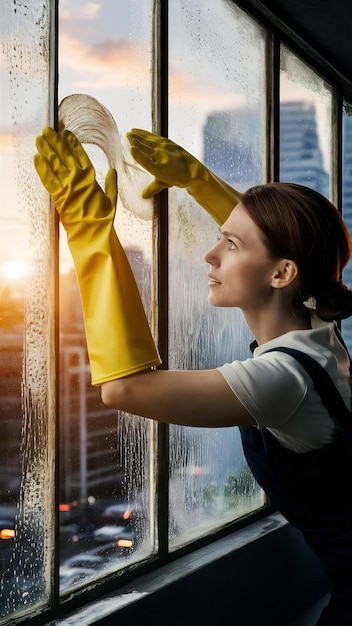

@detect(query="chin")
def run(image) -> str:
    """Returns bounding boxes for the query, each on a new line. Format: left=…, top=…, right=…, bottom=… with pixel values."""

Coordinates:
left=208, top=293, right=219, bottom=306
left=208, top=295, right=234, bottom=308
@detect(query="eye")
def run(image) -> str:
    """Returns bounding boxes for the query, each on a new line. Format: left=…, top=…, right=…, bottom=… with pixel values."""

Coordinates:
left=227, top=239, right=237, bottom=250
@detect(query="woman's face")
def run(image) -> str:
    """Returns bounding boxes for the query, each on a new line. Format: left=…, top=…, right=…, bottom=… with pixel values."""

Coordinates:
left=204, top=202, right=281, bottom=311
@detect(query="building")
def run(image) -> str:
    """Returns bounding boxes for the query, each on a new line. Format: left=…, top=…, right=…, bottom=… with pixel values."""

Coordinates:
left=280, top=101, right=329, bottom=197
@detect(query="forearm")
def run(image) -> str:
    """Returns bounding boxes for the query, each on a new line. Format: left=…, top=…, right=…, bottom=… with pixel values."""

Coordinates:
left=101, top=368, right=255, bottom=428
left=34, top=127, right=161, bottom=385
left=187, top=170, right=242, bottom=225
left=72, top=228, right=161, bottom=384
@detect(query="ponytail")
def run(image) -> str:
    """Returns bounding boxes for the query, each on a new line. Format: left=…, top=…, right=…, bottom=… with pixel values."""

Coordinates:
left=315, top=281, right=352, bottom=322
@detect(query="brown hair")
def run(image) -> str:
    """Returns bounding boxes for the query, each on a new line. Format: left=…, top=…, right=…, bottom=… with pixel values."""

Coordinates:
left=241, top=182, right=352, bottom=321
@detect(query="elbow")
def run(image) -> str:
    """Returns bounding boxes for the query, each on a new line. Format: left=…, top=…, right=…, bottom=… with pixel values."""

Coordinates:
left=101, top=380, right=123, bottom=409
left=101, top=369, right=152, bottom=414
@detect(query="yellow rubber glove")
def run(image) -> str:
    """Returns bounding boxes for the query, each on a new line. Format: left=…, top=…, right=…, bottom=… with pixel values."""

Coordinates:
left=34, top=127, right=161, bottom=385
left=126, top=128, right=242, bottom=225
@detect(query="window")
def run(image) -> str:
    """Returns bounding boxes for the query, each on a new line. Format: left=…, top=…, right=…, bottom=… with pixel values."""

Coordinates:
left=0, top=1, right=55, bottom=619
left=57, top=0, right=158, bottom=591
left=167, top=0, right=266, bottom=551
left=0, top=1, right=350, bottom=623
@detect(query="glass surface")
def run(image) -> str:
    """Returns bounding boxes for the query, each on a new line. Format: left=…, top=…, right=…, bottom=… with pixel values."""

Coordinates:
left=58, top=0, right=156, bottom=592
left=280, top=45, right=333, bottom=198
left=342, top=102, right=352, bottom=352
left=168, top=0, right=266, bottom=549
left=0, top=1, right=55, bottom=620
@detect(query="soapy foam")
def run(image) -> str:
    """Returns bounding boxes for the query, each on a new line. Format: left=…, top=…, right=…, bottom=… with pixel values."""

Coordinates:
left=58, top=94, right=154, bottom=221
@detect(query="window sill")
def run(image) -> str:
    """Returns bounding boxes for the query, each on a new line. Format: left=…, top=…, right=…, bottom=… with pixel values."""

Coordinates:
left=48, top=513, right=329, bottom=626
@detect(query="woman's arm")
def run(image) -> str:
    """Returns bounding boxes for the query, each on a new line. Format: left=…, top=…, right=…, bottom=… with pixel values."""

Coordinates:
left=34, top=128, right=161, bottom=385
left=102, top=368, right=256, bottom=428
left=127, top=129, right=241, bottom=225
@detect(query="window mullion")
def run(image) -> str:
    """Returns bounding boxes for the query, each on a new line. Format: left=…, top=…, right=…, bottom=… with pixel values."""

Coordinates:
left=153, top=0, right=170, bottom=560
left=266, top=31, right=280, bottom=182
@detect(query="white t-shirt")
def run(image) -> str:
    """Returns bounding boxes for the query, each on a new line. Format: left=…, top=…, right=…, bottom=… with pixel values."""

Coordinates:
left=218, top=322, right=351, bottom=453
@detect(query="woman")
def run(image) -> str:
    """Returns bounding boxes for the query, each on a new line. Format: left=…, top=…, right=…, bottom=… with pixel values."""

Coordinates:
left=35, top=127, right=352, bottom=624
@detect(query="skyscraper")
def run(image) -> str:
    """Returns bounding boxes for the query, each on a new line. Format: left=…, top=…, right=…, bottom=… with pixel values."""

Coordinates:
left=202, top=108, right=263, bottom=190
left=202, top=101, right=329, bottom=195
left=280, top=101, right=329, bottom=198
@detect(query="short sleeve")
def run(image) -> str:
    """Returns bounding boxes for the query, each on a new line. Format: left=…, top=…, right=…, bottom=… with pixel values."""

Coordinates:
left=218, top=353, right=308, bottom=428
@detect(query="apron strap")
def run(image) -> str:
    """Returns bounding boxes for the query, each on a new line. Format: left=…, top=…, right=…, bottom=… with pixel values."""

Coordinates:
left=264, top=345, right=351, bottom=431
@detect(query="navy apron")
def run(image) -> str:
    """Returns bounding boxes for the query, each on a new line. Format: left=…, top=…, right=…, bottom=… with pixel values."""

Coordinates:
left=239, top=342, right=352, bottom=624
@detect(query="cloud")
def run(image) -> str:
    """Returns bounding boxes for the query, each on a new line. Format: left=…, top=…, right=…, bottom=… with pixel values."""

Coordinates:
left=59, top=32, right=149, bottom=89
left=169, top=66, right=243, bottom=109
left=59, top=31, right=243, bottom=109
left=81, top=2, right=101, bottom=19
left=0, top=133, right=14, bottom=156
left=60, top=2, right=101, bottom=22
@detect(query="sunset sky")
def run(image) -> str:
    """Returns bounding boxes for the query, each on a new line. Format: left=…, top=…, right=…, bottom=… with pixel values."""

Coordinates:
left=0, top=0, right=248, bottom=280
left=0, top=0, right=330, bottom=282
left=57, top=0, right=247, bottom=149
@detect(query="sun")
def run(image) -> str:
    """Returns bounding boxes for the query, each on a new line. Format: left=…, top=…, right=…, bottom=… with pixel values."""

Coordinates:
left=1, top=259, right=30, bottom=282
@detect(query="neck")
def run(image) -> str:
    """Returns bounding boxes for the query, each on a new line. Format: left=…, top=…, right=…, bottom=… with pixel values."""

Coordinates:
left=243, top=304, right=311, bottom=346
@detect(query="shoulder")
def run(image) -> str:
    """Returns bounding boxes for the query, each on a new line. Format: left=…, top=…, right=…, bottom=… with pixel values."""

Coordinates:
left=218, top=323, right=350, bottom=428
left=255, top=323, right=350, bottom=394
left=218, top=350, right=308, bottom=428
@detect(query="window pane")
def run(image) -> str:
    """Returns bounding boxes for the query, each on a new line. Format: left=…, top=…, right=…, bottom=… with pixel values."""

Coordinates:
left=0, top=1, right=55, bottom=620
left=168, top=0, right=266, bottom=549
left=342, top=102, right=352, bottom=351
left=58, top=0, right=156, bottom=592
left=280, top=45, right=332, bottom=198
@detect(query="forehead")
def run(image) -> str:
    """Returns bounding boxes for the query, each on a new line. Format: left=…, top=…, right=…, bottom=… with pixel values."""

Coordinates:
left=221, top=202, right=270, bottom=252
left=222, top=202, right=257, bottom=236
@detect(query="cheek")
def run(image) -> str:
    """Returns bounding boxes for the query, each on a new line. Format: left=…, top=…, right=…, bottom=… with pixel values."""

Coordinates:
left=229, top=257, right=272, bottom=287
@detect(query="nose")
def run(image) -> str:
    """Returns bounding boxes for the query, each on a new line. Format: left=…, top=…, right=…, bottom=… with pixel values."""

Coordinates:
left=204, top=239, right=221, bottom=265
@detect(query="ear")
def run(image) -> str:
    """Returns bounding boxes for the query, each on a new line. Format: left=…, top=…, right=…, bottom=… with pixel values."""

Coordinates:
left=271, top=259, right=298, bottom=289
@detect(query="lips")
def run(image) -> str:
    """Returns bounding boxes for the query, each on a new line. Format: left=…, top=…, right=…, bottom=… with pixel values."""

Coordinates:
left=208, top=274, right=221, bottom=285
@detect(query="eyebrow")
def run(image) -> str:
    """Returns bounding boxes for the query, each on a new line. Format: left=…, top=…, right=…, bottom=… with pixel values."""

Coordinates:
left=220, top=228, right=244, bottom=244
